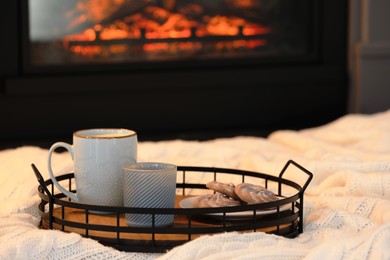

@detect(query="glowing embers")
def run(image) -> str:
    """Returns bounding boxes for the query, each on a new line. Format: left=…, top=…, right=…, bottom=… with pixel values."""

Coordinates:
left=198, top=15, right=269, bottom=37
left=143, top=42, right=202, bottom=54
left=62, top=5, right=271, bottom=58
left=215, top=39, right=266, bottom=52
left=69, top=45, right=128, bottom=58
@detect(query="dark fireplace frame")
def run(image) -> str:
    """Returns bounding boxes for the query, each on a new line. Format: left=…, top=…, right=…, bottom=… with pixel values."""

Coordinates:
left=0, top=0, right=348, bottom=143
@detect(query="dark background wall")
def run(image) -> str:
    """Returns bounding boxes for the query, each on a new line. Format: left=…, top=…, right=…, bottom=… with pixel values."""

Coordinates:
left=0, top=0, right=349, bottom=149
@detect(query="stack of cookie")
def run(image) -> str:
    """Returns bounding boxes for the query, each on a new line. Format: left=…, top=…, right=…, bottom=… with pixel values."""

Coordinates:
left=193, top=181, right=279, bottom=208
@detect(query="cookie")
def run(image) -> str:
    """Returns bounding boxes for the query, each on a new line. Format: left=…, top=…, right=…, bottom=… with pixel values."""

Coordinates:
left=193, top=193, right=241, bottom=208
left=206, top=181, right=239, bottom=199
left=234, top=183, right=278, bottom=204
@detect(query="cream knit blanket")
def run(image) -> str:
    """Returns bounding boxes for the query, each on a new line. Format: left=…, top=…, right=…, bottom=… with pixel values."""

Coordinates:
left=1, top=110, right=390, bottom=259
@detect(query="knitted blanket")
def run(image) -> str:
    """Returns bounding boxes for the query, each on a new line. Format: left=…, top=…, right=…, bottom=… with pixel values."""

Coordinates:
left=1, top=110, right=390, bottom=259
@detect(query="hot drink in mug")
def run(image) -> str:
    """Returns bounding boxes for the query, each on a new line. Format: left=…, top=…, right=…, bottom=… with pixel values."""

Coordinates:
left=47, top=128, right=137, bottom=207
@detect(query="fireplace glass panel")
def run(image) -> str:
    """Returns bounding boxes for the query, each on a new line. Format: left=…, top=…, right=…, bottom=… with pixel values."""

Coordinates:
left=27, top=0, right=312, bottom=66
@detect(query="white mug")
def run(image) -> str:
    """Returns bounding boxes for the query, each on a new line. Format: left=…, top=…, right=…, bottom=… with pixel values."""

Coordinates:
left=123, top=162, right=177, bottom=227
left=48, top=128, right=137, bottom=207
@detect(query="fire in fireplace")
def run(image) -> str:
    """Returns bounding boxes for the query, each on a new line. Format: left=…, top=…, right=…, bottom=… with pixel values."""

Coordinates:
left=28, top=0, right=310, bottom=67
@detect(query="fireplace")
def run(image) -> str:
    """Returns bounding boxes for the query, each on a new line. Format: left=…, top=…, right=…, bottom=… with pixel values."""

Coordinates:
left=26, top=0, right=311, bottom=70
left=0, top=0, right=348, bottom=142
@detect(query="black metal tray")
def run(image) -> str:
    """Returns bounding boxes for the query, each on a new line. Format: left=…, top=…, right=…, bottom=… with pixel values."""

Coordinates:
left=32, top=160, right=312, bottom=253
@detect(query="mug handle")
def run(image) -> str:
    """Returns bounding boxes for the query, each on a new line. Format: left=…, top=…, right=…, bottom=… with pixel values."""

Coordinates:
left=47, top=142, right=79, bottom=202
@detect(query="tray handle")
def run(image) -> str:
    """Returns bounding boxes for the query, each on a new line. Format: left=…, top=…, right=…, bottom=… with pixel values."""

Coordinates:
left=278, top=160, right=313, bottom=193
left=32, top=164, right=56, bottom=229
left=31, top=164, right=52, bottom=198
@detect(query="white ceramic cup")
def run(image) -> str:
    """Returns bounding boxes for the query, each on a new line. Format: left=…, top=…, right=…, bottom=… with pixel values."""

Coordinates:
left=123, top=162, right=177, bottom=227
left=48, top=128, right=137, bottom=207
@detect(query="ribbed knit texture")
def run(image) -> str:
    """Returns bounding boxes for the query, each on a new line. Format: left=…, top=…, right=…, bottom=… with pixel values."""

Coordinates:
left=1, top=110, right=390, bottom=259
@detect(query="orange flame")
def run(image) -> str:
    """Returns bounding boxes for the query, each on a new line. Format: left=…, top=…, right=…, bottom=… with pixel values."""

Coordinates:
left=63, top=4, right=270, bottom=57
